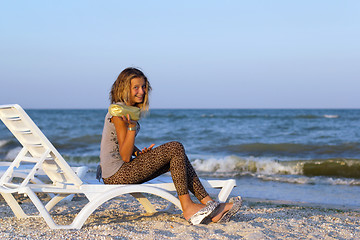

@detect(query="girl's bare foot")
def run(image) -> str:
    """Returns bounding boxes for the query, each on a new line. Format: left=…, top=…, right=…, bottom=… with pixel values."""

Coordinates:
left=212, top=196, right=243, bottom=223
left=183, top=203, right=206, bottom=221
left=211, top=202, right=233, bottom=222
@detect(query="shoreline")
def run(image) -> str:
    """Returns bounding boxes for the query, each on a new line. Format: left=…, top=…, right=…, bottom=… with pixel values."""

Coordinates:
left=244, top=197, right=360, bottom=212
left=1, top=194, right=359, bottom=239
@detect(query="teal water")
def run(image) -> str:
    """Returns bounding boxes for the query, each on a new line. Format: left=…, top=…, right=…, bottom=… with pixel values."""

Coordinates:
left=1, top=108, right=360, bottom=207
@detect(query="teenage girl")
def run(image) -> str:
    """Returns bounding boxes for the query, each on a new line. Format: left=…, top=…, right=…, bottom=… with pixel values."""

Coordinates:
left=99, top=67, right=241, bottom=224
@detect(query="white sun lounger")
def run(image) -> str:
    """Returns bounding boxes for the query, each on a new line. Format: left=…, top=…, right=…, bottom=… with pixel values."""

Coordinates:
left=0, top=104, right=236, bottom=229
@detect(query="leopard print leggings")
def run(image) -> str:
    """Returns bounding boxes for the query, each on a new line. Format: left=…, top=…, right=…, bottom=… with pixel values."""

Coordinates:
left=103, top=141, right=209, bottom=201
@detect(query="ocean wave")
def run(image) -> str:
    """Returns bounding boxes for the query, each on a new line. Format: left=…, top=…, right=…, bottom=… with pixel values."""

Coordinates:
left=324, top=114, right=339, bottom=118
left=192, top=156, right=302, bottom=175
left=63, top=155, right=100, bottom=164
left=0, top=146, right=99, bottom=164
left=0, top=139, right=19, bottom=149
left=199, top=114, right=263, bottom=119
left=224, top=142, right=360, bottom=158
left=52, top=137, right=101, bottom=150
left=191, top=156, right=360, bottom=183
left=255, top=174, right=360, bottom=186
left=201, top=114, right=215, bottom=118
left=303, top=159, right=360, bottom=178
left=67, top=135, right=102, bottom=144
left=0, top=140, right=10, bottom=148
left=295, top=114, right=320, bottom=119
left=295, top=114, right=339, bottom=119
left=149, top=111, right=341, bottom=120
left=4, top=147, right=22, bottom=160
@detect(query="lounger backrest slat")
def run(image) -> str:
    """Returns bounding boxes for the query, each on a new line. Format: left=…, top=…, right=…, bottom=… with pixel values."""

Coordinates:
left=0, top=104, right=83, bottom=188
left=1, top=115, right=46, bottom=158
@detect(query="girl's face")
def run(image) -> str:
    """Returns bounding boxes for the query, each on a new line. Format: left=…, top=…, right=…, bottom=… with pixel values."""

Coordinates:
left=129, top=77, right=146, bottom=106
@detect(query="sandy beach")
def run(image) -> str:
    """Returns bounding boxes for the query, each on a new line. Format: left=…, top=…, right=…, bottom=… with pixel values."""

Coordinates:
left=0, top=193, right=359, bottom=240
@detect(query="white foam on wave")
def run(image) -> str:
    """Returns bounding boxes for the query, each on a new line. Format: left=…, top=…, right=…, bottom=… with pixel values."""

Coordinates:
left=192, top=155, right=302, bottom=175
left=0, top=140, right=10, bottom=148
left=192, top=156, right=238, bottom=172
left=201, top=114, right=214, bottom=118
left=251, top=158, right=301, bottom=175
left=324, top=114, right=339, bottom=118
left=4, top=147, right=22, bottom=160
left=257, top=174, right=314, bottom=184
left=325, top=177, right=360, bottom=186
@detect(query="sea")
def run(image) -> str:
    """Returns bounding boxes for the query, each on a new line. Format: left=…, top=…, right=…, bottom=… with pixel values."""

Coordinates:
left=1, top=108, right=360, bottom=208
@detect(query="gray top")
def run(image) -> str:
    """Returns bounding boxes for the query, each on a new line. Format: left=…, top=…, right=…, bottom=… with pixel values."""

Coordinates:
left=99, top=107, right=140, bottom=179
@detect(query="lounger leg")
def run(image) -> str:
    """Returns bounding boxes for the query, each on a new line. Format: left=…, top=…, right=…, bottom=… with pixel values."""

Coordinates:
left=45, top=194, right=73, bottom=211
left=217, top=179, right=236, bottom=203
left=24, top=188, right=59, bottom=229
left=44, top=166, right=87, bottom=210
left=1, top=193, right=28, bottom=218
left=130, top=193, right=157, bottom=213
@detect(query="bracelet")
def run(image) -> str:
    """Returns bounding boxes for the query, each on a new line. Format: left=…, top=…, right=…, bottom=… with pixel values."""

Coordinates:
left=128, top=126, right=137, bottom=131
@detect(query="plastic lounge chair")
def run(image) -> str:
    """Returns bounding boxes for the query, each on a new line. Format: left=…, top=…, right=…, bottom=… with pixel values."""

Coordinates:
left=0, top=104, right=236, bottom=229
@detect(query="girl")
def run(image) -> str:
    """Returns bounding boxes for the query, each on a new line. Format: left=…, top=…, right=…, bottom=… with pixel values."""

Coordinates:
left=99, top=67, right=241, bottom=225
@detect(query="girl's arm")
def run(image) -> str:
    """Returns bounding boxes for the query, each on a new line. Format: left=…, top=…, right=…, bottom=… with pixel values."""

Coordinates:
left=111, top=115, right=137, bottom=163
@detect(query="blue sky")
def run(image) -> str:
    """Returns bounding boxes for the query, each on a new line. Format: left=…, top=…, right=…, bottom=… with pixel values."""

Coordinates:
left=1, top=0, right=359, bottom=109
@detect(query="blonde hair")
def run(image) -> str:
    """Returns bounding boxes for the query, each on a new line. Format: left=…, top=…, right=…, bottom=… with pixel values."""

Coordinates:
left=110, top=67, right=152, bottom=112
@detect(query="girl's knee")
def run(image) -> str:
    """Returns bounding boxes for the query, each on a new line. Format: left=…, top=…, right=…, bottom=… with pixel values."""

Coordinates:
left=169, top=141, right=184, bottom=152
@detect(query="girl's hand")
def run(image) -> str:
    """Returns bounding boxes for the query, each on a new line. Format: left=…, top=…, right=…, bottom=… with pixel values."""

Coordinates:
left=120, top=114, right=137, bottom=128
left=135, top=144, right=155, bottom=156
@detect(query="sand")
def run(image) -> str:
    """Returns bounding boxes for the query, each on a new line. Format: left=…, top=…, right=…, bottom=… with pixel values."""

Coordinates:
left=0, top=194, right=359, bottom=240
